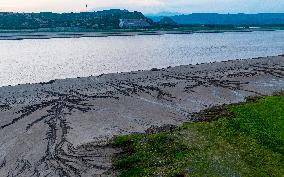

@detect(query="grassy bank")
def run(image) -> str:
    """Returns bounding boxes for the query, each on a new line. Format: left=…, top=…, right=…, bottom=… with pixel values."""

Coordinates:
left=113, top=94, right=284, bottom=177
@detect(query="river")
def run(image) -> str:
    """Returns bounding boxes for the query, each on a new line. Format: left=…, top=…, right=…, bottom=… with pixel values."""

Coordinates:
left=0, top=30, right=284, bottom=86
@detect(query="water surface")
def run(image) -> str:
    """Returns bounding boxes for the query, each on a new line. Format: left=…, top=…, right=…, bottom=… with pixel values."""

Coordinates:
left=0, top=31, right=284, bottom=86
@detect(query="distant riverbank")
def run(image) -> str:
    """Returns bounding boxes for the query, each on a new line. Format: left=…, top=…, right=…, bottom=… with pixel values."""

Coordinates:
left=0, top=28, right=282, bottom=40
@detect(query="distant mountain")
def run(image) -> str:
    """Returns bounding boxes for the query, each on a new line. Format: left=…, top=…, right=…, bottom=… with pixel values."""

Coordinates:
left=0, top=9, right=154, bottom=30
left=170, top=13, right=284, bottom=25
left=146, top=11, right=182, bottom=22
left=2, top=10, right=283, bottom=31
left=157, top=17, right=178, bottom=27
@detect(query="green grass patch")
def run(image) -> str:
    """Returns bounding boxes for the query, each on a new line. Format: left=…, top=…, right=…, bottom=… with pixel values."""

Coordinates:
left=113, top=95, right=284, bottom=177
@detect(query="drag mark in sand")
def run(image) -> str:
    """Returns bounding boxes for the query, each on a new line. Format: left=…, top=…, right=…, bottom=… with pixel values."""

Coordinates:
left=250, top=64, right=284, bottom=78
left=106, top=81, right=175, bottom=101
left=163, top=73, right=256, bottom=94
left=2, top=91, right=117, bottom=177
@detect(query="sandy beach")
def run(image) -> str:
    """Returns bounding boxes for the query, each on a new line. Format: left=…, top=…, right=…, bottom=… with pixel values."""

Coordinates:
left=0, top=55, right=283, bottom=176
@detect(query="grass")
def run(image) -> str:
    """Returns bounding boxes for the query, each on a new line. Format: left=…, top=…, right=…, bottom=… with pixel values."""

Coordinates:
left=113, top=94, right=284, bottom=177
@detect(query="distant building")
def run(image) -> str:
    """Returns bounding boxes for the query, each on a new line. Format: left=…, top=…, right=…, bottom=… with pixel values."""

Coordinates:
left=119, top=19, right=151, bottom=28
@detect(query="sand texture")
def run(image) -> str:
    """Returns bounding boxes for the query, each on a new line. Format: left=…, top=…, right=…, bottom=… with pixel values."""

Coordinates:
left=0, top=55, right=283, bottom=176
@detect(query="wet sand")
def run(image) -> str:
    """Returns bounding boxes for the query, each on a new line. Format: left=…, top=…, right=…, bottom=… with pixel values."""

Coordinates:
left=0, top=55, right=283, bottom=176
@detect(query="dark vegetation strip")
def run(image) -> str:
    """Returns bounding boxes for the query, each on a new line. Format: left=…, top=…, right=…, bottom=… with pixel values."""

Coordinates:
left=112, top=93, right=284, bottom=177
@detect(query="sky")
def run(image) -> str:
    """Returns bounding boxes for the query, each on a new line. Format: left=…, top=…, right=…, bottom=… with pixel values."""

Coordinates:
left=0, top=0, right=284, bottom=14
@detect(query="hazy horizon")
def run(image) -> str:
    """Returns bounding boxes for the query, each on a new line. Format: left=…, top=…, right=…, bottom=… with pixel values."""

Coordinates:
left=1, top=0, right=284, bottom=14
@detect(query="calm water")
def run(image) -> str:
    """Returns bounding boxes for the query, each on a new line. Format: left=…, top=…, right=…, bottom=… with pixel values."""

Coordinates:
left=0, top=31, right=284, bottom=87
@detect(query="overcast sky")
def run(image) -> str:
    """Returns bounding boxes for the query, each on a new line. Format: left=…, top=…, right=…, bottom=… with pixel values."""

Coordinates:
left=1, top=0, right=284, bottom=13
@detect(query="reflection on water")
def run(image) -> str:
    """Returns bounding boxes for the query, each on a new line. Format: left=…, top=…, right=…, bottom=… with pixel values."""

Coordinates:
left=0, top=31, right=284, bottom=86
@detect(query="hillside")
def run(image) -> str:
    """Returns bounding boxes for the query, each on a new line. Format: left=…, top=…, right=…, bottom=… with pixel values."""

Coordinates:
left=169, top=13, right=284, bottom=25
left=0, top=9, right=153, bottom=30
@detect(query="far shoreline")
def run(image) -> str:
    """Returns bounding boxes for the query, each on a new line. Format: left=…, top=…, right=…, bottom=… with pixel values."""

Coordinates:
left=0, top=28, right=282, bottom=40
